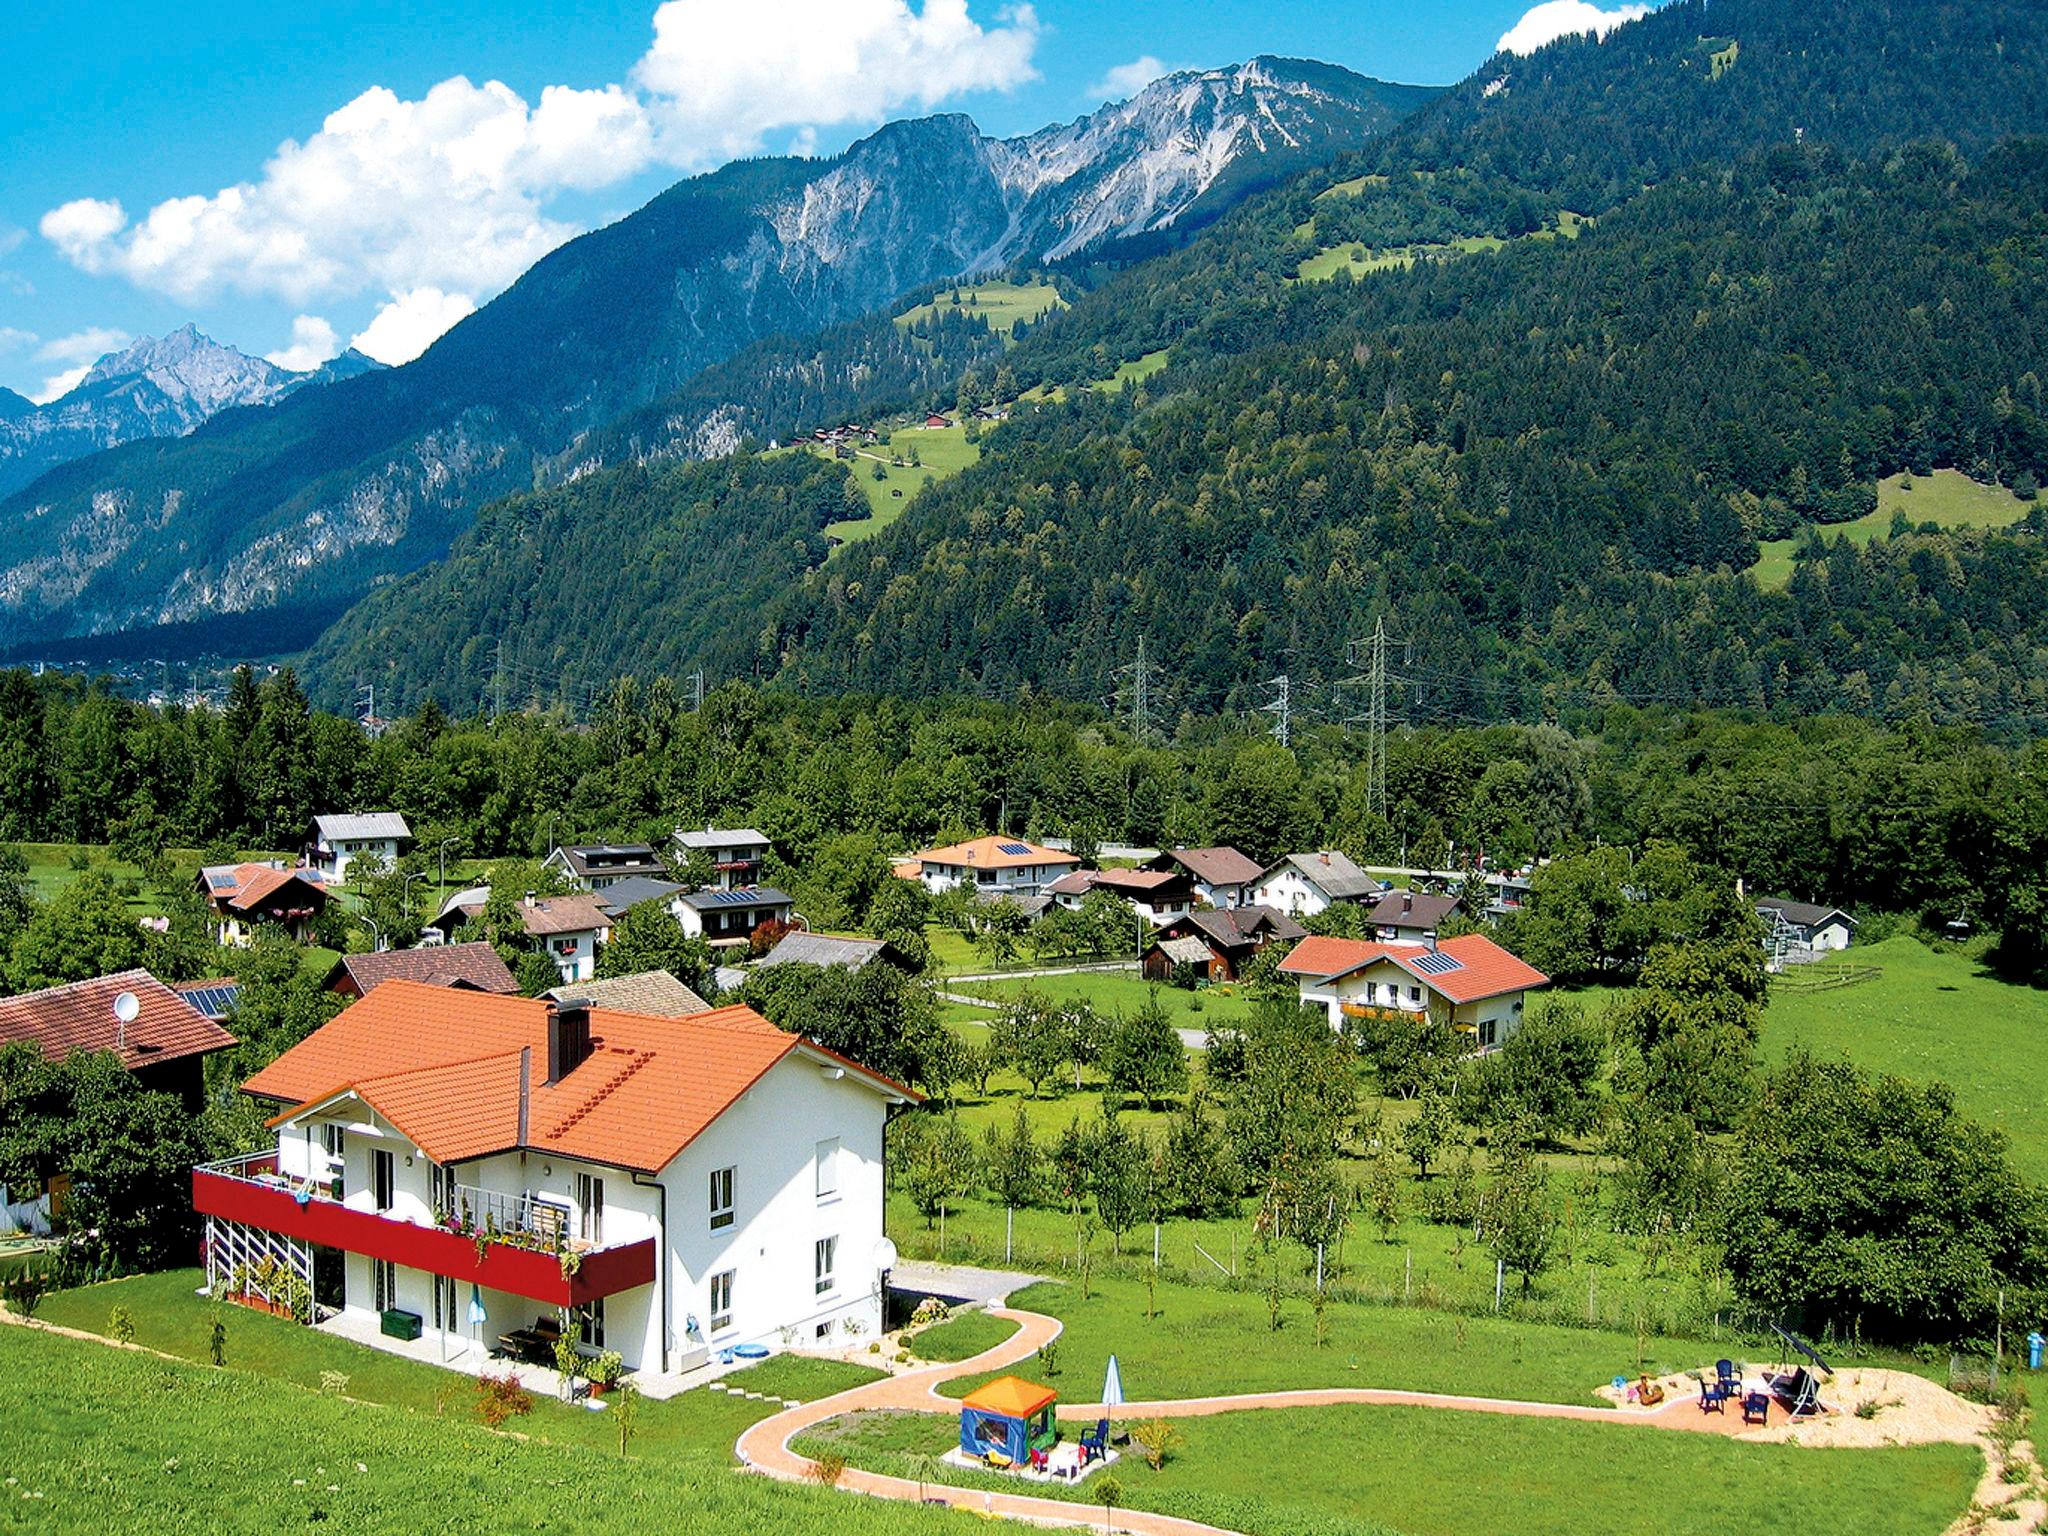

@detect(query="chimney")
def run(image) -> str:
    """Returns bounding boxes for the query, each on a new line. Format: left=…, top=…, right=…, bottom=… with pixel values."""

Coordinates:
left=524, top=890, right=537, bottom=908
left=517, top=1046, right=531, bottom=1145
left=1402, top=892, right=1413, bottom=915
left=1319, top=851, right=1331, bottom=866
left=547, top=1003, right=593, bottom=1084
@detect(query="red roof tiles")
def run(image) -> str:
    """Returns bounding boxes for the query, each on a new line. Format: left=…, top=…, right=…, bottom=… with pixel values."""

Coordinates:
left=0, top=969, right=235, bottom=1071
left=1279, top=933, right=1547, bottom=1003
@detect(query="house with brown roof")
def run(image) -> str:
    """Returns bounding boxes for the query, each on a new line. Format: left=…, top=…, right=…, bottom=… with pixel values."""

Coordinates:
left=910, top=836, right=1079, bottom=899
left=1143, top=846, right=1265, bottom=909
left=427, top=889, right=613, bottom=985
left=1364, top=888, right=1460, bottom=944
left=1046, top=866, right=1196, bottom=925
left=543, top=970, right=711, bottom=1018
left=195, top=862, right=333, bottom=947
left=1278, top=933, right=1548, bottom=1050
left=1144, top=905, right=1306, bottom=982
left=0, top=970, right=235, bottom=1111
left=193, top=980, right=915, bottom=1378
left=325, top=941, right=520, bottom=1000
left=1248, top=850, right=1385, bottom=919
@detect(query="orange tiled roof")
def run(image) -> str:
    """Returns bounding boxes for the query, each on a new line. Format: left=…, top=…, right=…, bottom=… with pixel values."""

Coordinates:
left=1279, top=933, right=1546, bottom=1003
left=961, top=1375, right=1057, bottom=1418
left=252, top=980, right=915, bottom=1172
left=910, top=836, right=1077, bottom=871
left=0, top=969, right=235, bottom=1071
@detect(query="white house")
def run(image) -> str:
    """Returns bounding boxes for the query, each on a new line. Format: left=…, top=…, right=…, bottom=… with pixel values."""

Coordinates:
left=1044, top=867, right=1196, bottom=926
left=908, top=836, right=1079, bottom=899
left=193, top=981, right=916, bottom=1380
left=674, top=827, right=772, bottom=891
left=1755, top=898, right=1857, bottom=953
left=1279, top=932, right=1548, bottom=1051
left=1141, top=847, right=1265, bottom=909
left=675, top=886, right=795, bottom=949
left=428, top=889, right=612, bottom=984
left=544, top=844, right=669, bottom=892
left=307, top=814, right=413, bottom=885
left=1249, top=851, right=1384, bottom=918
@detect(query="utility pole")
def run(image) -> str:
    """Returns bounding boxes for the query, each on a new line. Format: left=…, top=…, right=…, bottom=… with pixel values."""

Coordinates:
left=1261, top=674, right=1292, bottom=748
left=1113, top=635, right=1167, bottom=745
left=1343, top=618, right=1392, bottom=820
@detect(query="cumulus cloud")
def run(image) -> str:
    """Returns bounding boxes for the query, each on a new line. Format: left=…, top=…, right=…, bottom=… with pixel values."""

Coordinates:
left=38, top=1, right=1039, bottom=367
left=633, top=0, right=1040, bottom=165
left=349, top=287, right=476, bottom=365
left=37, top=327, right=130, bottom=365
left=1497, top=0, right=1650, bottom=56
left=266, top=314, right=341, bottom=372
left=0, top=326, right=35, bottom=354
left=31, top=366, right=91, bottom=405
left=1087, top=56, right=1174, bottom=103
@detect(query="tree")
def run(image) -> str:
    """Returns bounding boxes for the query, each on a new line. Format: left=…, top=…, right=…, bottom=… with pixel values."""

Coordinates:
left=981, top=1102, right=1040, bottom=1214
left=1718, top=1055, right=2048, bottom=1341
left=1163, top=1082, right=1239, bottom=1217
left=1609, top=928, right=1767, bottom=1130
left=8, top=868, right=147, bottom=993
left=1102, top=989, right=1187, bottom=1111
left=1345, top=1006, right=1468, bottom=1100
left=515, top=950, right=562, bottom=997
left=972, top=899, right=1029, bottom=966
left=1087, top=1116, right=1148, bottom=1254
left=796, top=834, right=891, bottom=932
left=1487, top=1147, right=1559, bottom=1297
left=595, top=901, right=713, bottom=992
left=897, top=1113, right=976, bottom=1228
left=740, top=961, right=939, bottom=1087
left=1229, top=1000, right=1353, bottom=1187
left=996, top=990, right=1066, bottom=1098
left=1400, top=1085, right=1455, bottom=1180
left=1463, top=999, right=1605, bottom=1144
left=217, top=928, right=341, bottom=1077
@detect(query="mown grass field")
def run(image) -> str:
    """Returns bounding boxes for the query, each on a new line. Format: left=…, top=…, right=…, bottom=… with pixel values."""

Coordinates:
left=796, top=1401, right=1978, bottom=1536
left=1752, top=470, right=2035, bottom=587
left=949, top=969, right=1257, bottom=1032
left=0, top=1323, right=955, bottom=1535
left=1758, top=934, right=2048, bottom=1180
left=893, top=280, right=1065, bottom=341
left=820, top=424, right=980, bottom=543
left=30, top=1270, right=881, bottom=1464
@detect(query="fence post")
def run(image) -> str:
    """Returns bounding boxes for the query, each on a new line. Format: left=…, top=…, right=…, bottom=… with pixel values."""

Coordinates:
left=1494, top=1259, right=1504, bottom=1314
left=1404, top=1249, right=1412, bottom=1301
left=1316, top=1244, right=1325, bottom=1292
left=1006, top=1206, right=1013, bottom=1265
left=1588, top=1267, right=1596, bottom=1325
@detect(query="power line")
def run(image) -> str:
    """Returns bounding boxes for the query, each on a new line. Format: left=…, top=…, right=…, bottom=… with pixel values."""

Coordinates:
left=1261, top=673, right=1292, bottom=748
left=1112, top=634, right=1170, bottom=744
left=1341, top=617, right=1396, bottom=819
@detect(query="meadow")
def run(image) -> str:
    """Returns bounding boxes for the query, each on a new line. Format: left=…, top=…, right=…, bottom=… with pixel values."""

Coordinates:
left=1751, top=470, right=2035, bottom=587
left=819, top=424, right=981, bottom=543
left=893, top=280, right=1066, bottom=341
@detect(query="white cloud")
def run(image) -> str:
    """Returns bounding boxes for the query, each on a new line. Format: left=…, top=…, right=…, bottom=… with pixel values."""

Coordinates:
left=349, top=286, right=475, bottom=365
left=266, top=314, right=341, bottom=372
left=37, top=326, right=129, bottom=365
left=1087, top=56, right=1173, bottom=103
left=0, top=326, right=35, bottom=354
left=0, top=225, right=24, bottom=258
left=1497, top=0, right=1650, bottom=56
left=31, top=366, right=91, bottom=405
left=634, top=0, right=1040, bottom=166
left=38, top=1, right=1040, bottom=363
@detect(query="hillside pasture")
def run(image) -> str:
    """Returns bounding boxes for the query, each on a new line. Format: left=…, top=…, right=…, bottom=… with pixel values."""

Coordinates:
left=1752, top=470, right=2035, bottom=587
left=819, top=424, right=980, bottom=543
left=893, top=281, right=1064, bottom=342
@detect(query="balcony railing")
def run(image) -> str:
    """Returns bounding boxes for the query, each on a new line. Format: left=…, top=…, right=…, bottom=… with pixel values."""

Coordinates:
left=192, top=1155, right=652, bottom=1308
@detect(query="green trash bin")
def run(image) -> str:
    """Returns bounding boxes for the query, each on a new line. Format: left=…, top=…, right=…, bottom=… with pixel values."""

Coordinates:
left=381, top=1308, right=423, bottom=1341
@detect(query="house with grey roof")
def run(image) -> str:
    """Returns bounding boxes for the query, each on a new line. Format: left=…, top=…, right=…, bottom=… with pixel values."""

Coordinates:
left=544, top=842, right=668, bottom=891
left=676, top=885, right=794, bottom=948
left=306, top=812, right=412, bottom=885
left=544, top=969, right=711, bottom=1017
left=1248, top=851, right=1385, bottom=919
left=593, top=876, right=687, bottom=922
left=755, top=932, right=913, bottom=973
left=1756, top=897, right=1857, bottom=953
left=673, top=826, right=771, bottom=890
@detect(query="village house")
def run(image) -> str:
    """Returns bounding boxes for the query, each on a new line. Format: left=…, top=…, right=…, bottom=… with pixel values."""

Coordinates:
left=907, top=836, right=1080, bottom=900
left=673, top=827, right=772, bottom=890
left=1142, top=846, right=1266, bottom=909
left=754, top=932, right=914, bottom=974
left=593, top=877, right=687, bottom=924
left=1142, top=905, right=1306, bottom=983
left=0, top=969, right=235, bottom=1113
left=196, top=861, right=333, bottom=947
left=1046, top=866, right=1196, bottom=925
left=305, top=813, right=413, bottom=885
left=1756, top=897, right=1858, bottom=952
left=191, top=982, right=916, bottom=1380
left=324, top=941, right=519, bottom=1001
left=675, top=886, right=795, bottom=949
left=543, top=970, right=712, bottom=1018
left=1364, top=888, right=1460, bottom=944
left=429, top=889, right=613, bottom=984
left=544, top=843, right=669, bottom=892
left=1279, top=932, right=1549, bottom=1050
left=1248, top=850, right=1385, bottom=918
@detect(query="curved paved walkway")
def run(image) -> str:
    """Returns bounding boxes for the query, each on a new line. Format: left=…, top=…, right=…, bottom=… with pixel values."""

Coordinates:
left=735, top=1307, right=1785, bottom=1534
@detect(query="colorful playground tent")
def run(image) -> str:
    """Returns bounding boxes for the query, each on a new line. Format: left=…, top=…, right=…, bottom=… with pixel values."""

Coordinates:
left=959, top=1375, right=1059, bottom=1464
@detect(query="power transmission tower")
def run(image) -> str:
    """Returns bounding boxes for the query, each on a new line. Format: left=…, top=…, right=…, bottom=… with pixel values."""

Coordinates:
left=687, top=668, right=705, bottom=712
left=491, top=640, right=506, bottom=718
left=1112, top=635, right=1168, bottom=744
left=1261, top=674, right=1292, bottom=748
left=1342, top=618, right=1393, bottom=819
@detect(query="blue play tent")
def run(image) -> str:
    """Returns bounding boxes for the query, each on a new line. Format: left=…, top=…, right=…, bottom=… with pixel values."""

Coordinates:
left=958, top=1374, right=1058, bottom=1464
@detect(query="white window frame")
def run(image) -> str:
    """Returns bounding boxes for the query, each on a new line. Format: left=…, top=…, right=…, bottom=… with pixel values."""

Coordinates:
left=709, top=1270, right=734, bottom=1334
left=815, top=1137, right=841, bottom=1202
left=322, top=1123, right=345, bottom=1161
left=371, top=1148, right=395, bottom=1212
left=815, top=1235, right=838, bottom=1296
left=709, top=1166, right=736, bottom=1231
left=576, top=1171, right=604, bottom=1245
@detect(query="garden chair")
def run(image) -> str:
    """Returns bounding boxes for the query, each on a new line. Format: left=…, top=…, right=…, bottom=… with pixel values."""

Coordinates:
left=1698, top=1380, right=1726, bottom=1414
left=1080, top=1419, right=1109, bottom=1462
left=1741, top=1391, right=1770, bottom=1425
left=1716, top=1359, right=1738, bottom=1394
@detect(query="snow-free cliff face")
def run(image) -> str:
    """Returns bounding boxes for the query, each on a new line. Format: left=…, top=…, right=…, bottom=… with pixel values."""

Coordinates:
left=0, top=59, right=1429, bottom=645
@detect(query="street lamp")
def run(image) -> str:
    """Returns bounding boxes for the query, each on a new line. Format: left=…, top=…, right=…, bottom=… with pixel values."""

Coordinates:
left=402, top=871, right=429, bottom=924
left=436, top=837, right=460, bottom=893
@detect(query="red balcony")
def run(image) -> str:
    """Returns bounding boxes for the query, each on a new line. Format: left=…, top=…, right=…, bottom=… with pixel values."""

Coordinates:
left=193, top=1157, right=654, bottom=1309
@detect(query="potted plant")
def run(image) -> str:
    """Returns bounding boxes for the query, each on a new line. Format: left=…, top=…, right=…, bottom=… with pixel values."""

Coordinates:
left=587, top=1350, right=624, bottom=1398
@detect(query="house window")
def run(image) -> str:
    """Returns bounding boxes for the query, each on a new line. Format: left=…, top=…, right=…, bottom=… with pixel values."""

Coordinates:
left=322, top=1123, right=345, bottom=1161
left=1408, top=986, right=1422, bottom=1004
left=576, top=1172, right=604, bottom=1245
left=709, top=1270, right=734, bottom=1333
left=578, top=1298, right=605, bottom=1348
left=814, top=1138, right=840, bottom=1201
left=815, top=1235, right=838, bottom=1296
left=1480, top=1018, right=1498, bottom=1049
left=372, top=1257, right=397, bottom=1312
left=709, top=1167, right=735, bottom=1230
left=430, top=1162, right=459, bottom=1216
left=371, top=1148, right=395, bottom=1212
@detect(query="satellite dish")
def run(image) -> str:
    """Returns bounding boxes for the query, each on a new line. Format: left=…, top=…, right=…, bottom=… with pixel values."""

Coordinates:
left=113, top=991, right=140, bottom=1024
left=872, top=1237, right=898, bottom=1274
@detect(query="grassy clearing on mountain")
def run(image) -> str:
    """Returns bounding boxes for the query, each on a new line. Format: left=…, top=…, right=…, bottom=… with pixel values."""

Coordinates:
left=1294, top=212, right=1584, bottom=283
left=819, top=424, right=981, bottom=542
left=894, top=282, right=1065, bottom=342
left=0, top=1324, right=949, bottom=1535
left=1758, top=934, right=2048, bottom=1180
left=796, top=1403, right=1978, bottom=1536
left=1751, top=470, right=2036, bottom=586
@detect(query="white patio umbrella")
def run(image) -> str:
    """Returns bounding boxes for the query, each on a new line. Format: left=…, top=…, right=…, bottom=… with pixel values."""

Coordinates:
left=468, top=1284, right=487, bottom=1357
left=1102, top=1354, right=1124, bottom=1416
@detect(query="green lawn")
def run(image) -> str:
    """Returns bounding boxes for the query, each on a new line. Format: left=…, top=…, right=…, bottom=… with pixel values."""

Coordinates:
left=904, top=1308, right=1020, bottom=1363
left=1759, top=934, right=2048, bottom=1180
left=0, top=1324, right=955, bottom=1535
left=894, top=281, right=1065, bottom=341
left=820, top=425, right=980, bottom=543
left=1752, top=470, right=2035, bottom=587
left=31, top=1270, right=882, bottom=1463
left=1090, top=349, right=1168, bottom=391
left=950, top=970, right=1255, bottom=1031
left=797, top=1403, right=1978, bottom=1536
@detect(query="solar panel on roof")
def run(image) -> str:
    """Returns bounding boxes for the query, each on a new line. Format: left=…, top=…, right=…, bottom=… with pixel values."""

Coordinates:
left=1410, top=950, right=1465, bottom=974
left=207, top=872, right=238, bottom=889
left=181, top=984, right=241, bottom=1018
left=998, top=842, right=1032, bottom=856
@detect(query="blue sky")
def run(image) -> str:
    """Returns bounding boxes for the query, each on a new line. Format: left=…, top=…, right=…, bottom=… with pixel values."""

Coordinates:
left=0, top=0, right=1644, bottom=400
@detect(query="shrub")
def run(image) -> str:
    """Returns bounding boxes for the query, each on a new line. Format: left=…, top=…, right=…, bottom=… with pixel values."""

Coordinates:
left=2, top=1265, right=52, bottom=1320
left=807, top=1452, right=848, bottom=1487
left=108, top=1304, right=136, bottom=1344
left=475, top=1372, right=535, bottom=1427
left=1131, top=1416, right=1183, bottom=1471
